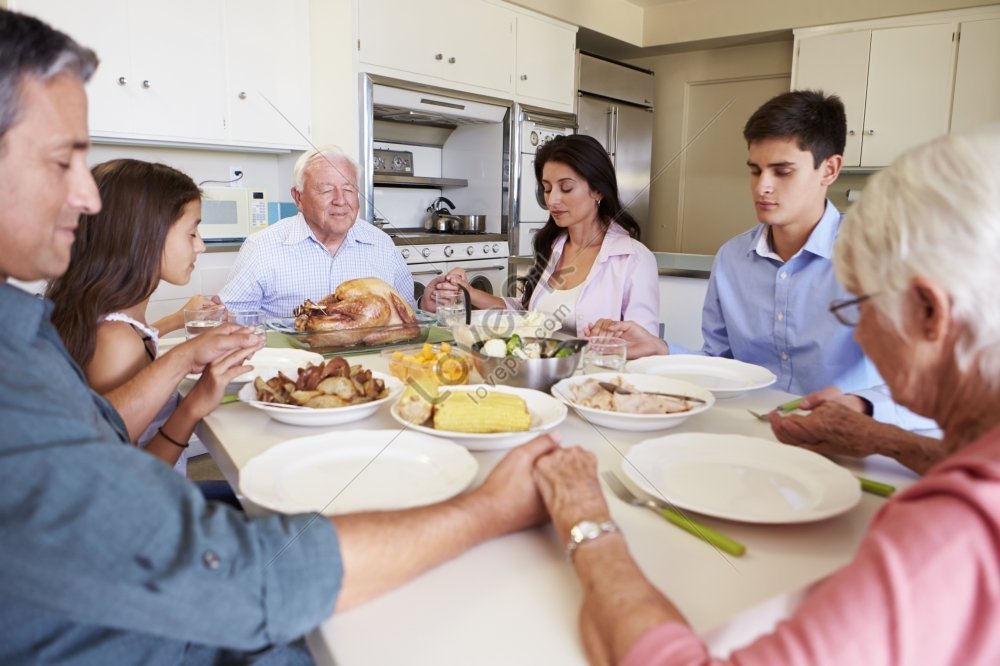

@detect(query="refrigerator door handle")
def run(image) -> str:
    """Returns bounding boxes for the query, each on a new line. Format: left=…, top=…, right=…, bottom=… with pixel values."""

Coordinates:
left=610, top=106, right=619, bottom=166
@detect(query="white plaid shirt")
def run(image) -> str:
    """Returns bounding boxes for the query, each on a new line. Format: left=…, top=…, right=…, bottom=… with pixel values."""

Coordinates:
left=218, top=213, right=415, bottom=318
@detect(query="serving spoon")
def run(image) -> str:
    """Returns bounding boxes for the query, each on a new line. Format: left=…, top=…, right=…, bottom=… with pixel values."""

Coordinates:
left=597, top=381, right=707, bottom=404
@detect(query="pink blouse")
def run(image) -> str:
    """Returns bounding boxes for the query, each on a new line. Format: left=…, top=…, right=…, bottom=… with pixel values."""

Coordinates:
left=621, top=422, right=1000, bottom=666
left=504, top=222, right=659, bottom=336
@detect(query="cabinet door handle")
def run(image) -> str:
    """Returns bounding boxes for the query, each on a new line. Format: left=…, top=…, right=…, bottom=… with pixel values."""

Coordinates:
left=848, top=129, right=856, bottom=136
left=448, top=56, right=456, bottom=64
left=238, top=91, right=247, bottom=100
left=520, top=74, right=528, bottom=81
left=142, top=79, right=151, bottom=89
left=117, top=75, right=127, bottom=86
left=435, top=53, right=443, bottom=60
left=865, top=129, right=875, bottom=135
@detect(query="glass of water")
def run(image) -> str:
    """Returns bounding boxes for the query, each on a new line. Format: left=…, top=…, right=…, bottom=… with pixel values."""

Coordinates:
left=582, top=336, right=628, bottom=374
left=435, top=290, right=466, bottom=327
left=184, top=305, right=226, bottom=339
left=227, top=309, right=267, bottom=335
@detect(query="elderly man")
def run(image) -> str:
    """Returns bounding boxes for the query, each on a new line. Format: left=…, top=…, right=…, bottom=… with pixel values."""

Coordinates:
left=537, top=128, right=1000, bottom=665
left=219, top=146, right=415, bottom=318
left=0, top=9, right=556, bottom=663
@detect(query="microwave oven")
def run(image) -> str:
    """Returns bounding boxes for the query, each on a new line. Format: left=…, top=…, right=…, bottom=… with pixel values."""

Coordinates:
left=200, top=187, right=268, bottom=241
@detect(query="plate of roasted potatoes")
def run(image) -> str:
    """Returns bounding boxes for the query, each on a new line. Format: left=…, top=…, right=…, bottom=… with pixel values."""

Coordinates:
left=239, top=356, right=403, bottom=426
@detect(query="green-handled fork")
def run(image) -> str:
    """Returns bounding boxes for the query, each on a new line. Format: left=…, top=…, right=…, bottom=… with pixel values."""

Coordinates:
left=601, top=471, right=746, bottom=556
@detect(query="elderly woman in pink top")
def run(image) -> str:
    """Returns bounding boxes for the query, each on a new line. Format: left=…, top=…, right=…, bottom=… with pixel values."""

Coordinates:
left=531, top=128, right=1000, bottom=666
left=421, top=134, right=659, bottom=336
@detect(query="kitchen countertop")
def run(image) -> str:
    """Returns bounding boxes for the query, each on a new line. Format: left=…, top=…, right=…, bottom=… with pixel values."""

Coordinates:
left=654, top=252, right=714, bottom=278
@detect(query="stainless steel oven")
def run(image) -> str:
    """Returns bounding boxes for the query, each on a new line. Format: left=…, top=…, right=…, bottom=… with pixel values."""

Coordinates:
left=510, top=106, right=576, bottom=258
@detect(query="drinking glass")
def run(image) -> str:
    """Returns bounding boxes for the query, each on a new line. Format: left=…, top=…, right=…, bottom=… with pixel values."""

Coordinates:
left=582, top=336, right=628, bottom=374
left=227, top=309, right=267, bottom=335
left=184, top=305, right=226, bottom=339
left=435, top=290, right=466, bottom=327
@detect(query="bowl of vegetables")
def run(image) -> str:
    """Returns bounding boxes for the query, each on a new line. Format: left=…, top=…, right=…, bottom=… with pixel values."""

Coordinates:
left=470, top=335, right=587, bottom=392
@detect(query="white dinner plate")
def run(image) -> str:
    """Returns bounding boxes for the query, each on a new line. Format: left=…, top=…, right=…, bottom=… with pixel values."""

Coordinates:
left=238, top=371, right=403, bottom=426
left=550, top=373, right=715, bottom=432
left=390, top=384, right=567, bottom=451
left=239, top=430, right=478, bottom=515
left=623, top=433, right=862, bottom=524
left=187, top=348, right=323, bottom=383
left=625, top=355, right=777, bottom=398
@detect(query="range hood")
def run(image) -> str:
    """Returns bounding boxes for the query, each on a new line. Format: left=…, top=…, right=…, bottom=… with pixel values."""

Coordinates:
left=373, top=84, right=507, bottom=128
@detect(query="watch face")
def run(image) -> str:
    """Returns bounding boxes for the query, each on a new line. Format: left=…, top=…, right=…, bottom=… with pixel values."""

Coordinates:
left=571, top=520, right=601, bottom=542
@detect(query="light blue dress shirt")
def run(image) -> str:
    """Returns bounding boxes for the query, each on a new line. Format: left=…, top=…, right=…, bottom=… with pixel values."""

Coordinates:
left=687, top=200, right=932, bottom=430
left=0, top=284, right=341, bottom=663
left=219, top=214, right=415, bottom=319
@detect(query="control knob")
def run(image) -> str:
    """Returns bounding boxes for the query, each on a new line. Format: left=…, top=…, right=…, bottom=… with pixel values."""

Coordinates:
left=401, top=248, right=410, bottom=259
left=421, top=248, right=431, bottom=258
left=492, top=244, right=500, bottom=253
left=444, top=246, right=454, bottom=258
left=466, top=246, right=475, bottom=256
left=483, top=244, right=491, bottom=253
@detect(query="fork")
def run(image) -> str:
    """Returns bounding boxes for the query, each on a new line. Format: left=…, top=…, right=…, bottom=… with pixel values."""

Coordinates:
left=748, top=397, right=805, bottom=421
left=601, top=471, right=746, bottom=556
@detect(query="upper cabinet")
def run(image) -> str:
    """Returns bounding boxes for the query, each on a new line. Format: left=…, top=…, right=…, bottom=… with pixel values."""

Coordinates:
left=10, top=0, right=311, bottom=150
left=357, top=0, right=577, bottom=112
left=358, top=0, right=514, bottom=96
left=514, top=13, right=577, bottom=110
left=225, top=0, right=311, bottom=149
left=951, top=18, right=1000, bottom=134
left=793, top=6, right=1000, bottom=168
left=794, top=23, right=956, bottom=168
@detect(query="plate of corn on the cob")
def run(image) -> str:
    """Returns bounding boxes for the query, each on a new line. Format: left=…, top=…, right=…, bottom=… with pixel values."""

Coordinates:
left=390, top=384, right=567, bottom=451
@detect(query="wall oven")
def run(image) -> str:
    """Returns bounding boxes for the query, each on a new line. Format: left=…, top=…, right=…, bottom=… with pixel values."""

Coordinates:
left=510, top=105, right=576, bottom=259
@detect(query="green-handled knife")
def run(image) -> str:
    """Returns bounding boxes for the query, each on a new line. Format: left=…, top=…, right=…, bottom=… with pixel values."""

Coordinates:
left=857, top=476, right=896, bottom=497
left=602, top=471, right=746, bottom=556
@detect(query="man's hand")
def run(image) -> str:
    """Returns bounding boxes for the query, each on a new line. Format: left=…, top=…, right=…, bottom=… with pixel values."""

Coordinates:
left=166, top=323, right=264, bottom=374
left=796, top=385, right=871, bottom=415
left=420, top=268, right=466, bottom=311
left=533, top=447, right=611, bottom=542
left=582, top=319, right=668, bottom=359
left=474, top=434, right=561, bottom=535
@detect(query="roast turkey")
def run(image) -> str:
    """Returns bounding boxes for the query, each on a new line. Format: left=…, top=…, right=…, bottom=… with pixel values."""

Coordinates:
left=294, top=277, right=419, bottom=347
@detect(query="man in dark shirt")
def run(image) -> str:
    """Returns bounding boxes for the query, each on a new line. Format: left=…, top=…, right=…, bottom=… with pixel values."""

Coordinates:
left=0, top=9, right=558, bottom=663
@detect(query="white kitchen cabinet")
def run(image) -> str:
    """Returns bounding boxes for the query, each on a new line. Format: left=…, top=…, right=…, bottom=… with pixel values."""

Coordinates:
left=225, top=0, right=311, bottom=149
left=795, top=23, right=956, bottom=168
left=358, top=0, right=514, bottom=96
left=951, top=18, right=1000, bottom=134
left=13, top=0, right=228, bottom=143
left=514, top=13, right=577, bottom=111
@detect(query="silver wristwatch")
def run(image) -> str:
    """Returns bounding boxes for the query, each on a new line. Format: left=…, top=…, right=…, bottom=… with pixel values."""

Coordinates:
left=566, top=519, right=619, bottom=560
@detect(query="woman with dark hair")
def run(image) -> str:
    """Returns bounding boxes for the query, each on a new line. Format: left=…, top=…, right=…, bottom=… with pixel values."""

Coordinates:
left=47, top=159, right=254, bottom=474
left=421, top=134, right=659, bottom=336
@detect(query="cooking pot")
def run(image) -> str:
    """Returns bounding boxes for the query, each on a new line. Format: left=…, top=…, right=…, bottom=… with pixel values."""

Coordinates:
left=450, top=214, right=486, bottom=234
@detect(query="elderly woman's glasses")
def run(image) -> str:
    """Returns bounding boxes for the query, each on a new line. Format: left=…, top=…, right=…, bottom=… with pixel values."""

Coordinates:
left=829, top=294, right=872, bottom=326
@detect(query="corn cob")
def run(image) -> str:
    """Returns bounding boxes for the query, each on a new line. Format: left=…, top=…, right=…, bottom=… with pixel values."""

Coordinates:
left=433, top=391, right=531, bottom=433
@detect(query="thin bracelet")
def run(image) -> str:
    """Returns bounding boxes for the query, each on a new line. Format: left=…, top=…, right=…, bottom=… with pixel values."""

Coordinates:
left=157, top=427, right=189, bottom=449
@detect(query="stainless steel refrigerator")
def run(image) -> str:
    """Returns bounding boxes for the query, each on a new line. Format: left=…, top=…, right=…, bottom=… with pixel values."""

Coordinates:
left=576, top=51, right=655, bottom=235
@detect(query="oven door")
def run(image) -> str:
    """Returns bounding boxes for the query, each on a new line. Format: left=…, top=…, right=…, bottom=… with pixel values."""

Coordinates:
left=407, top=264, right=445, bottom=305
left=519, top=153, right=549, bottom=224
left=451, top=258, right=510, bottom=299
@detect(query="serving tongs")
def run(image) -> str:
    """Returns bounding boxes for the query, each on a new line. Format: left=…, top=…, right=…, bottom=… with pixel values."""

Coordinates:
left=597, top=381, right=708, bottom=405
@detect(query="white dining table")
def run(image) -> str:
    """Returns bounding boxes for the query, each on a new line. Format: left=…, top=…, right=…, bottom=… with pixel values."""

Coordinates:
left=195, top=349, right=920, bottom=665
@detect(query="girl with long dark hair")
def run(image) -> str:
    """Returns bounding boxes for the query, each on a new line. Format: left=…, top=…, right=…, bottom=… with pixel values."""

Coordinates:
left=47, top=159, right=253, bottom=473
left=421, top=134, right=658, bottom=336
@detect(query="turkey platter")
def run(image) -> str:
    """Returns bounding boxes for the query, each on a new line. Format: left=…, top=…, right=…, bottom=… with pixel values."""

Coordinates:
left=293, top=277, right=420, bottom=347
